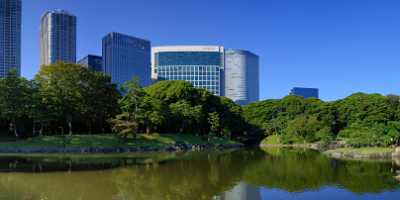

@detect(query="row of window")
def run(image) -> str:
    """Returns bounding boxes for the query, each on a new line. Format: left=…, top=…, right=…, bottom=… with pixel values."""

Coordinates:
left=156, top=52, right=222, bottom=66
left=157, top=65, right=220, bottom=71
left=158, top=74, right=219, bottom=80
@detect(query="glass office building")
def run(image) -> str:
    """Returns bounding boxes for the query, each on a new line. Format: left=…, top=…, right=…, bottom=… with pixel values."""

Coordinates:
left=0, top=0, right=21, bottom=77
left=225, top=49, right=259, bottom=105
left=78, top=55, right=102, bottom=72
left=290, top=87, right=319, bottom=99
left=102, top=32, right=151, bottom=86
left=152, top=46, right=225, bottom=96
left=40, top=10, right=76, bottom=65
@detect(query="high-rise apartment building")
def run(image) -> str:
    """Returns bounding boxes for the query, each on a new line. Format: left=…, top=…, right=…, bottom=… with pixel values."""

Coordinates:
left=40, top=10, right=76, bottom=65
left=152, top=46, right=225, bottom=96
left=102, top=32, right=151, bottom=86
left=0, top=0, right=21, bottom=77
left=78, top=55, right=102, bottom=72
left=225, top=49, right=259, bottom=105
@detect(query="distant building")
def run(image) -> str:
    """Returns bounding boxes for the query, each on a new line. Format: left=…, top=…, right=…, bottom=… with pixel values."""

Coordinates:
left=40, top=10, right=77, bottom=65
left=152, top=46, right=225, bottom=96
left=78, top=55, right=102, bottom=71
left=102, top=32, right=151, bottom=86
left=0, top=0, right=22, bottom=77
left=152, top=46, right=260, bottom=102
left=290, top=87, right=319, bottom=99
left=225, top=49, right=259, bottom=105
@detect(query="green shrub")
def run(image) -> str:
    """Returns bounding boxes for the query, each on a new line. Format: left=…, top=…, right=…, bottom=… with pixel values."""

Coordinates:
left=338, top=123, right=390, bottom=147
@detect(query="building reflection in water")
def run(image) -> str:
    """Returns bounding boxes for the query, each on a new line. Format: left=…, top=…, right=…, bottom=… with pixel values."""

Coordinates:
left=214, top=182, right=261, bottom=200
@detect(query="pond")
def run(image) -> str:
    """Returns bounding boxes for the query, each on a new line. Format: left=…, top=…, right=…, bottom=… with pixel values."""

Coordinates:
left=0, top=148, right=399, bottom=200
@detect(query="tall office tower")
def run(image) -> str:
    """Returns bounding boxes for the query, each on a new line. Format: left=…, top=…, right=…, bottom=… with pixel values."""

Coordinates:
left=152, top=46, right=225, bottom=96
left=102, top=32, right=151, bottom=86
left=225, top=49, right=259, bottom=105
left=290, top=87, right=319, bottom=99
left=40, top=10, right=76, bottom=66
left=78, top=55, right=102, bottom=72
left=0, top=0, right=21, bottom=77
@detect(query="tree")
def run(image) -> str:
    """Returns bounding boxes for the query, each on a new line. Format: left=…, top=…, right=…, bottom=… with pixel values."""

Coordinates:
left=216, top=97, right=245, bottom=139
left=80, top=72, right=120, bottom=134
left=111, top=112, right=139, bottom=139
left=335, top=93, right=391, bottom=127
left=145, top=80, right=249, bottom=138
left=139, top=95, right=166, bottom=134
left=111, top=77, right=146, bottom=138
left=145, top=80, right=199, bottom=104
left=35, top=62, right=120, bottom=135
left=208, top=112, right=220, bottom=140
left=0, top=69, right=32, bottom=137
left=29, top=80, right=54, bottom=136
left=169, top=100, right=202, bottom=134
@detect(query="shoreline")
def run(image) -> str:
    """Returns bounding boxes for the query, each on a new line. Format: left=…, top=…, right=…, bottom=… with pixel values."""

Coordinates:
left=0, top=143, right=244, bottom=154
left=261, top=143, right=400, bottom=161
left=0, top=134, right=244, bottom=155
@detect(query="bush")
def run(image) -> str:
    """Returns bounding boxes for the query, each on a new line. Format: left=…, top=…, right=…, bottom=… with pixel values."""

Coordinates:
left=280, top=133, right=305, bottom=144
left=338, top=123, right=390, bottom=147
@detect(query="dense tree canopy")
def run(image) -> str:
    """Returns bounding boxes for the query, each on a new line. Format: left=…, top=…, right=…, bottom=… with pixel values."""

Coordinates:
left=1, top=62, right=400, bottom=148
left=35, top=63, right=120, bottom=135
left=112, top=80, right=247, bottom=140
left=0, top=69, right=32, bottom=137
left=0, top=63, right=120, bottom=137
left=243, top=93, right=400, bottom=146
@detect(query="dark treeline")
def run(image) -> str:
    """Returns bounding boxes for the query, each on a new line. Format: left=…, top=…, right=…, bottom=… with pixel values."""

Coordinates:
left=0, top=63, right=120, bottom=137
left=0, top=63, right=250, bottom=141
left=243, top=94, right=400, bottom=147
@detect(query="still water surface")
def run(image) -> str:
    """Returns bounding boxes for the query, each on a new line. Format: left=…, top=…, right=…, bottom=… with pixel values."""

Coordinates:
left=0, top=148, right=399, bottom=200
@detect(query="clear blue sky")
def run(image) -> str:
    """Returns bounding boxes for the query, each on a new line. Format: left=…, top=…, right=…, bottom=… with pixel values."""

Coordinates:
left=21, top=0, right=400, bottom=101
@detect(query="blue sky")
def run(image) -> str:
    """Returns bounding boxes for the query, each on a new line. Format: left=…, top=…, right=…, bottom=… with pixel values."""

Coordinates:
left=22, top=0, right=400, bottom=101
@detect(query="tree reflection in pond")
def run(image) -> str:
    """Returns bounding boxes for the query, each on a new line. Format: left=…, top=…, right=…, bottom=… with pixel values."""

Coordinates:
left=0, top=149, right=398, bottom=200
left=243, top=148, right=399, bottom=193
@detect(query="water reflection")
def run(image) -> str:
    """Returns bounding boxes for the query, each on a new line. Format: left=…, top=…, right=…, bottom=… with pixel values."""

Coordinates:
left=0, top=149, right=398, bottom=200
left=215, top=182, right=261, bottom=200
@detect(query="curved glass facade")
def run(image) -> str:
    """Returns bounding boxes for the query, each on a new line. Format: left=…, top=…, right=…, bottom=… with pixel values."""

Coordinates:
left=225, top=49, right=259, bottom=105
left=0, top=0, right=21, bottom=77
left=153, top=46, right=224, bottom=96
left=40, top=10, right=76, bottom=65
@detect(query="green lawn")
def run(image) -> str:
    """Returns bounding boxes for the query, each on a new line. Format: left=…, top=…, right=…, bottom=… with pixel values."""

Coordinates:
left=261, top=135, right=282, bottom=145
left=0, top=133, right=240, bottom=149
left=324, top=147, right=394, bottom=155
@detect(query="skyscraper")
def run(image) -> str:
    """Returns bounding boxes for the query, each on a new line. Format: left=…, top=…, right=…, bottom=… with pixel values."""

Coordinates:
left=225, top=49, right=259, bottom=105
left=152, top=46, right=225, bottom=96
left=0, top=0, right=21, bottom=77
left=40, top=10, right=76, bottom=66
left=290, top=87, right=319, bottom=99
left=102, top=32, right=151, bottom=86
left=78, top=55, right=102, bottom=72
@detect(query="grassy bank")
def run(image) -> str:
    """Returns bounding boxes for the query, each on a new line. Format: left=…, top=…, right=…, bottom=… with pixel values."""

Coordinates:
left=260, top=135, right=311, bottom=148
left=0, top=134, right=242, bottom=153
left=324, top=147, right=394, bottom=160
left=260, top=135, right=397, bottom=160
